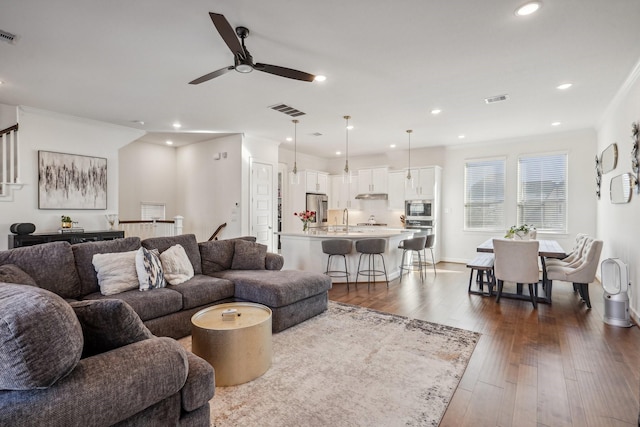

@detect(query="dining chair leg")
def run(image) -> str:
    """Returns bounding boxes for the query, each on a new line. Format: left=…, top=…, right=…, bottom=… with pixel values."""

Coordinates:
left=496, top=280, right=503, bottom=303
left=528, top=283, right=537, bottom=309
left=577, top=283, right=591, bottom=308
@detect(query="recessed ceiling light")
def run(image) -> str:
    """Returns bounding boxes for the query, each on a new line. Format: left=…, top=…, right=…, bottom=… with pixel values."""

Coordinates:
left=286, top=137, right=292, bottom=142
left=0, top=81, right=4, bottom=85
left=551, top=121, right=561, bottom=126
left=431, top=109, right=442, bottom=115
left=336, top=151, right=341, bottom=155
left=458, top=134, right=466, bottom=139
left=390, top=144, right=396, bottom=148
left=314, top=75, right=326, bottom=82
left=515, top=1, right=541, bottom=16
left=557, top=83, right=573, bottom=90
left=131, top=120, right=145, bottom=125
left=346, top=125, right=354, bottom=130
left=166, top=140, right=174, bottom=145
left=172, top=122, right=182, bottom=129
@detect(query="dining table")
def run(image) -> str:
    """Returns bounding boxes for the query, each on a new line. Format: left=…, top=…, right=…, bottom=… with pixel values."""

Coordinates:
left=476, top=238, right=566, bottom=304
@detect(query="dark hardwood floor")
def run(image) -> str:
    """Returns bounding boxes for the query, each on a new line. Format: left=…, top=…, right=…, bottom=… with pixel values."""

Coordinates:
left=328, top=262, right=640, bottom=427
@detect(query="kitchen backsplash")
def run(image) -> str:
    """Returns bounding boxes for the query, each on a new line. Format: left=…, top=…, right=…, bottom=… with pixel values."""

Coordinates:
left=327, top=200, right=404, bottom=228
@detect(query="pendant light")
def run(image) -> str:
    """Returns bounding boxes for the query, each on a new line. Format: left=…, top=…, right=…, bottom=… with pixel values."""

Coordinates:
left=405, top=129, right=415, bottom=189
left=289, top=119, right=300, bottom=185
left=343, top=115, right=352, bottom=184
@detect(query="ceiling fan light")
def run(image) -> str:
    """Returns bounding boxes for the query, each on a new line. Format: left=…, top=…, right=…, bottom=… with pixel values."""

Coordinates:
left=235, top=63, right=253, bottom=73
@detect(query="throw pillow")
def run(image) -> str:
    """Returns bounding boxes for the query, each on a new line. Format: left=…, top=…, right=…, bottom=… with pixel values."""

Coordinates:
left=135, top=247, right=166, bottom=291
left=0, top=264, right=37, bottom=287
left=231, top=239, right=267, bottom=270
left=92, top=251, right=139, bottom=296
left=69, top=299, right=154, bottom=358
left=199, top=239, right=235, bottom=274
left=159, top=244, right=194, bottom=285
left=0, top=283, right=83, bottom=390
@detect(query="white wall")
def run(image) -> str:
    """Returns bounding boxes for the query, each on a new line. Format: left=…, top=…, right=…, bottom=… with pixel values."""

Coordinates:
left=441, top=129, right=597, bottom=263
left=118, top=140, right=177, bottom=220
left=0, top=106, right=144, bottom=250
left=0, top=103, right=18, bottom=129
left=176, top=135, right=243, bottom=242
left=596, top=61, right=640, bottom=322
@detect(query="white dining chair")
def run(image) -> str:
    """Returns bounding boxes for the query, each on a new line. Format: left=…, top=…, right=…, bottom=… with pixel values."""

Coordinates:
left=492, top=238, right=540, bottom=308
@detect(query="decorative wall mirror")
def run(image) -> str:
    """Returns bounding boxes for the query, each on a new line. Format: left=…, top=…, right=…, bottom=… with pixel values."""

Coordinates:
left=610, top=173, right=634, bottom=204
left=601, top=143, right=618, bottom=173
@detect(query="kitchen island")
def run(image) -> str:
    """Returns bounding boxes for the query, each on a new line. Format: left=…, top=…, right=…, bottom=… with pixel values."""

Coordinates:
left=278, top=228, right=415, bottom=285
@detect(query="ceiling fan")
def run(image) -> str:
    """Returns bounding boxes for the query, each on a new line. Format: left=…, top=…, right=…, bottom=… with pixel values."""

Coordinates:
left=189, top=12, right=317, bottom=85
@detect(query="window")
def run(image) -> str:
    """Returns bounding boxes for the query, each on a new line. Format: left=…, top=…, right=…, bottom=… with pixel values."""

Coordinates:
left=140, top=202, right=166, bottom=220
left=464, top=158, right=505, bottom=230
left=517, top=153, right=567, bottom=233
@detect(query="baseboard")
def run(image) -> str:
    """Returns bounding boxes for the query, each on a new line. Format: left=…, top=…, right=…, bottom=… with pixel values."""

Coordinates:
left=630, top=307, right=640, bottom=327
left=440, top=257, right=468, bottom=264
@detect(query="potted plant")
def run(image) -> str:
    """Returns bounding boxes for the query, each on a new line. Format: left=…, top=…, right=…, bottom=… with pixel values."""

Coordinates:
left=505, top=224, right=535, bottom=240
left=61, top=215, right=73, bottom=229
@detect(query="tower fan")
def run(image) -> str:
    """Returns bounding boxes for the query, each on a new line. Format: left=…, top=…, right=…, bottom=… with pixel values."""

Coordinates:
left=601, top=258, right=632, bottom=327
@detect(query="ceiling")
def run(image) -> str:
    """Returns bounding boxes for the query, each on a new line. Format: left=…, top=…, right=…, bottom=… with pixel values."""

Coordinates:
left=1, top=0, right=640, bottom=158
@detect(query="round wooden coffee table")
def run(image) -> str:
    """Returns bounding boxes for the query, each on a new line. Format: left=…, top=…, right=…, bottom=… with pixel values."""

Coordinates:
left=191, top=302, right=272, bottom=386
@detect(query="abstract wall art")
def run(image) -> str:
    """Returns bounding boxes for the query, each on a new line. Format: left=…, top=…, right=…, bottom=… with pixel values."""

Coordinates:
left=38, top=151, right=107, bottom=209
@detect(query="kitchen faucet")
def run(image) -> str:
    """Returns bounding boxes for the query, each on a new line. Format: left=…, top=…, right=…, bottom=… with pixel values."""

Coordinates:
left=342, top=208, right=349, bottom=233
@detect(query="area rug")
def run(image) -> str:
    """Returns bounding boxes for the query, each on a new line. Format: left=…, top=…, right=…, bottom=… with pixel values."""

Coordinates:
left=179, top=302, right=480, bottom=426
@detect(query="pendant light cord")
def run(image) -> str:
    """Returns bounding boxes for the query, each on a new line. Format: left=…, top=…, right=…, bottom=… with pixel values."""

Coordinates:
left=406, top=129, right=412, bottom=180
left=344, top=115, right=351, bottom=174
left=292, top=119, right=299, bottom=174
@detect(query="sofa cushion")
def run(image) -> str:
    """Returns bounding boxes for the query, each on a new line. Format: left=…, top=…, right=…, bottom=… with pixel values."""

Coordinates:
left=69, top=299, right=154, bottom=358
left=166, top=274, right=234, bottom=310
left=142, top=234, right=202, bottom=275
left=265, top=252, right=285, bottom=271
left=72, top=237, right=142, bottom=296
left=211, top=270, right=332, bottom=307
left=82, top=287, right=183, bottom=321
left=199, top=239, right=235, bottom=274
left=0, top=241, right=82, bottom=299
left=160, top=244, right=195, bottom=285
left=0, top=283, right=83, bottom=390
left=231, top=239, right=267, bottom=270
left=136, top=247, right=166, bottom=291
left=0, top=264, right=37, bottom=286
left=92, top=250, right=139, bottom=296
left=182, top=352, right=216, bottom=412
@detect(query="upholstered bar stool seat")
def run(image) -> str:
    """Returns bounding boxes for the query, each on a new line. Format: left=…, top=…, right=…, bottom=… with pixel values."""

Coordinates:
left=355, top=238, right=389, bottom=290
left=398, top=235, right=427, bottom=283
left=322, top=239, right=353, bottom=290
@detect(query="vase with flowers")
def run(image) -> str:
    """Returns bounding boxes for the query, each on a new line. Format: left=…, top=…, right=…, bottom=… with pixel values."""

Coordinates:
left=294, top=210, right=316, bottom=232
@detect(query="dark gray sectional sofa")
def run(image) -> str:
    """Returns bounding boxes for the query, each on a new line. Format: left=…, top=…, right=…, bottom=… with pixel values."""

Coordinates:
left=0, top=233, right=332, bottom=426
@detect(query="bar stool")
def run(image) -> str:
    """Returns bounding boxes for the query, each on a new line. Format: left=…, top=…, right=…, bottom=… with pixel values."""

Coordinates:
left=355, top=238, right=389, bottom=290
left=423, top=234, right=437, bottom=275
left=321, top=239, right=353, bottom=290
left=398, top=235, right=427, bottom=283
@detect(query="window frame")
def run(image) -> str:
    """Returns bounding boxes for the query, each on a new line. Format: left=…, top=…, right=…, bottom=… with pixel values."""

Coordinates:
left=463, top=156, right=507, bottom=232
left=516, top=151, right=568, bottom=234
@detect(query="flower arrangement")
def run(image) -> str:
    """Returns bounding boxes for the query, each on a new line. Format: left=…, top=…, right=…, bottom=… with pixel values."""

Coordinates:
left=505, top=224, right=535, bottom=240
left=294, top=210, right=316, bottom=232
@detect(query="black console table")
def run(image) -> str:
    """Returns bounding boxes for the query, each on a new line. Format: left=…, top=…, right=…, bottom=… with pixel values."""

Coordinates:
left=8, top=230, right=124, bottom=248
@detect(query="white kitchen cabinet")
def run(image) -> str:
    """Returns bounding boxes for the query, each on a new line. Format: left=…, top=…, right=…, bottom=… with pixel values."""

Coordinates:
left=330, top=175, right=360, bottom=210
left=305, top=170, right=329, bottom=194
left=405, top=167, right=436, bottom=199
left=357, top=167, right=388, bottom=194
left=387, top=171, right=405, bottom=210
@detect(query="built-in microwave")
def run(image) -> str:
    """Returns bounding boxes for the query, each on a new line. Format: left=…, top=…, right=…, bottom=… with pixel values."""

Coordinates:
left=405, top=199, right=433, bottom=220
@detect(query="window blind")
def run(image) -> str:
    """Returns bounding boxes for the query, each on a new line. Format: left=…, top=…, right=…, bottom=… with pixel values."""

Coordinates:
left=464, top=158, right=505, bottom=230
left=517, top=153, right=567, bottom=232
left=140, top=202, right=166, bottom=220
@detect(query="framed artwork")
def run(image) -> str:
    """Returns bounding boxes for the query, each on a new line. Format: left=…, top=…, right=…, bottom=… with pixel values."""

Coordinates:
left=38, top=151, right=107, bottom=209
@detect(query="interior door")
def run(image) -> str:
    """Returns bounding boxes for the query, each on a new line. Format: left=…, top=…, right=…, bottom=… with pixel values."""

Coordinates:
left=251, top=160, right=274, bottom=251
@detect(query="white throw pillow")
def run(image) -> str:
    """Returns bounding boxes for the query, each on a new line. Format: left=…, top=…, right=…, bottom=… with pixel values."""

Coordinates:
left=92, top=251, right=139, bottom=296
left=159, top=244, right=194, bottom=285
left=135, top=247, right=166, bottom=291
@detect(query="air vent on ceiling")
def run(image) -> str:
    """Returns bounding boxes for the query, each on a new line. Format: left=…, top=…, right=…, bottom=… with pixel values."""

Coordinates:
left=311, top=132, right=323, bottom=137
left=269, top=103, right=306, bottom=117
left=484, top=94, right=509, bottom=104
left=0, top=29, right=17, bottom=44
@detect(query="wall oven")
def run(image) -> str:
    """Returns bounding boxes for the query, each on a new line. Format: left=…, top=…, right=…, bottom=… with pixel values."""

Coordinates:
left=405, top=199, right=433, bottom=220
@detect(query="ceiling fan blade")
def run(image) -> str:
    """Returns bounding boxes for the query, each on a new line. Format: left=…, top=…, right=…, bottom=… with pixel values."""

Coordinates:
left=255, top=63, right=316, bottom=82
left=189, top=66, right=234, bottom=85
left=209, top=12, right=243, bottom=57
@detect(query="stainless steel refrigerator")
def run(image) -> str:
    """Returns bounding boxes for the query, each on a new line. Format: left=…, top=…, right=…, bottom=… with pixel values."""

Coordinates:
left=305, top=193, right=328, bottom=229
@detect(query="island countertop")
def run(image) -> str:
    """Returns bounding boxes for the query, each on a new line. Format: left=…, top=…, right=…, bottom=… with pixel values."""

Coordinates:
left=278, top=229, right=420, bottom=284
